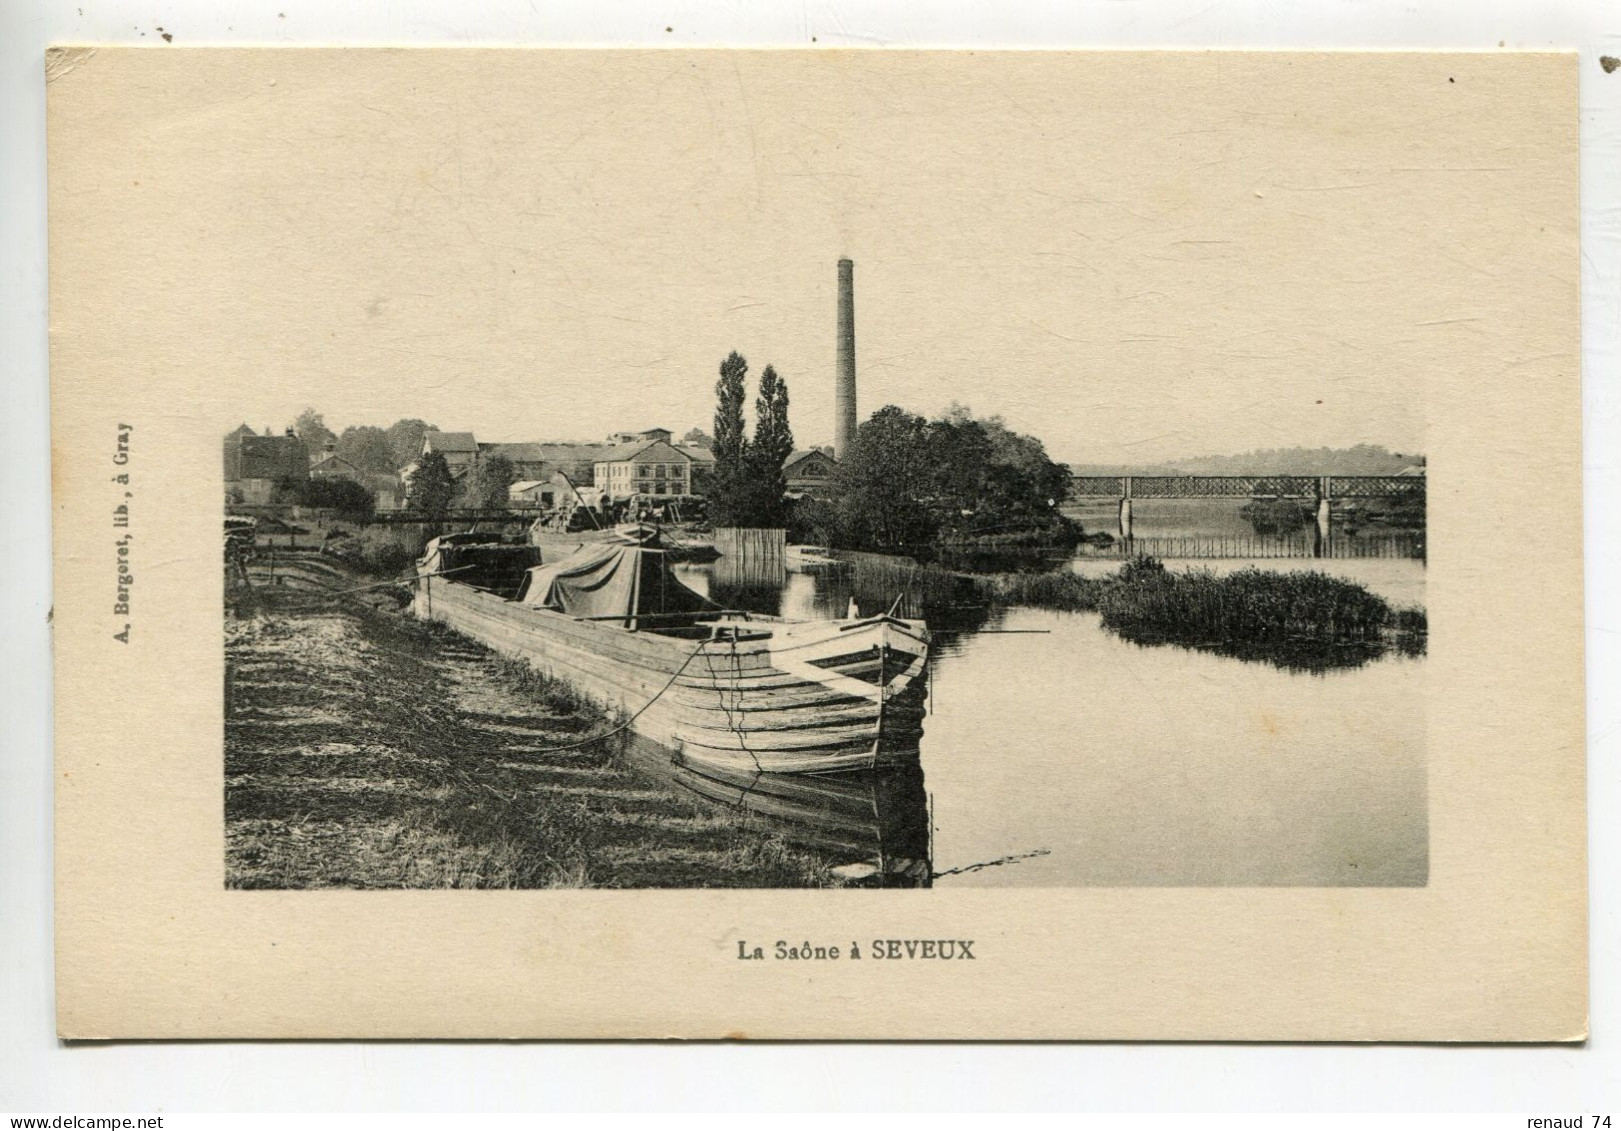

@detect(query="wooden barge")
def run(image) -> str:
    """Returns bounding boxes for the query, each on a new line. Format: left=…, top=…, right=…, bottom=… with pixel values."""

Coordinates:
left=414, top=528, right=930, bottom=775
left=656, top=755, right=932, bottom=887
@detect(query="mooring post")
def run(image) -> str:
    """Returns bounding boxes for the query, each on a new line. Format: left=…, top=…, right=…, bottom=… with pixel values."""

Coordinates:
left=1118, top=476, right=1134, bottom=542
left=1315, top=476, right=1333, bottom=559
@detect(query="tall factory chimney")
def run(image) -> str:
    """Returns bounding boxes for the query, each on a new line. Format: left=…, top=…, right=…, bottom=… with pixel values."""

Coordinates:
left=834, top=258, right=857, bottom=460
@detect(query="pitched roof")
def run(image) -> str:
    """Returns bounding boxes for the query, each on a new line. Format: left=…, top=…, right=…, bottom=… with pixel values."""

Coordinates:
left=310, top=453, right=362, bottom=472
left=677, top=444, right=715, bottom=463
left=596, top=440, right=658, bottom=461
left=596, top=438, right=698, bottom=463
left=532, top=443, right=613, bottom=466
left=423, top=431, right=478, bottom=453
left=231, top=433, right=308, bottom=480
left=784, top=448, right=836, bottom=470
left=478, top=442, right=549, bottom=462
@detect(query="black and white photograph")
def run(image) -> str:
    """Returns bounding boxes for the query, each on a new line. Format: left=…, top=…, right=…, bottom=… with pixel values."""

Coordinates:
left=215, top=54, right=1434, bottom=891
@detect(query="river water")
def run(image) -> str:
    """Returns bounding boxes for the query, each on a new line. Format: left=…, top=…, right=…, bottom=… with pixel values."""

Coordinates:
left=667, top=555, right=1427, bottom=888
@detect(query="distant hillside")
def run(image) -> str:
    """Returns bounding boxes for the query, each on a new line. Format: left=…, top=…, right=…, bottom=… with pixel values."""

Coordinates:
left=1065, top=445, right=1424, bottom=478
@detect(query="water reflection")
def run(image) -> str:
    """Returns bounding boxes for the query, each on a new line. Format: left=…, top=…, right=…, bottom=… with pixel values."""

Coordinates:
left=664, top=551, right=1427, bottom=888
left=707, top=554, right=788, bottom=618
left=622, top=734, right=933, bottom=887
left=674, top=555, right=991, bottom=634
left=1107, top=630, right=1393, bottom=676
left=922, top=602, right=1427, bottom=887
left=932, top=546, right=1071, bottom=574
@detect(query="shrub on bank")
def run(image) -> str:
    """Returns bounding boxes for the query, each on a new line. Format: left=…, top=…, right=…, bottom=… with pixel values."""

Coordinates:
left=325, top=525, right=435, bottom=577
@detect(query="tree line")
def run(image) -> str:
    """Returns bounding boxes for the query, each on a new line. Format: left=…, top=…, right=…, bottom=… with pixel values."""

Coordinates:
left=252, top=379, right=1074, bottom=552
left=283, top=411, right=518, bottom=515
left=289, top=410, right=437, bottom=475
left=1067, top=443, right=1425, bottom=478
left=798, top=403, right=1074, bottom=557
left=226, top=412, right=440, bottom=520
left=698, top=348, right=1073, bottom=555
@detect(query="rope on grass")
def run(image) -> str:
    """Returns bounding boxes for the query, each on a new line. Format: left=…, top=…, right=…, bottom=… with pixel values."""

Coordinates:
left=233, top=565, right=479, bottom=611
left=300, top=564, right=478, bottom=600
left=509, top=639, right=712, bottom=758
left=244, top=560, right=712, bottom=758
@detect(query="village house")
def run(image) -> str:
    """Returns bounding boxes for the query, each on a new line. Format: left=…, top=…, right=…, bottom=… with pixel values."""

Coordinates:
left=308, top=448, right=365, bottom=482
left=592, top=437, right=702, bottom=500
left=416, top=431, right=480, bottom=478
left=679, top=443, right=715, bottom=495
left=401, top=427, right=709, bottom=505
left=508, top=470, right=591, bottom=511
left=520, top=443, right=609, bottom=484
left=223, top=425, right=308, bottom=506
left=473, top=442, right=550, bottom=481
left=395, top=427, right=827, bottom=510
left=783, top=448, right=838, bottom=498
left=305, top=443, right=406, bottom=512
left=507, top=479, right=552, bottom=507
left=401, top=432, right=608, bottom=491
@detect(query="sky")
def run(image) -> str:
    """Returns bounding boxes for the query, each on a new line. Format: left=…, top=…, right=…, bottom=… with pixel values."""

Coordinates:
left=167, top=51, right=1535, bottom=467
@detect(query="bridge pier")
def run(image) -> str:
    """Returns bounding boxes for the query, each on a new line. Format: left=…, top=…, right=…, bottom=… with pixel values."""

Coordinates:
left=1118, top=477, right=1133, bottom=543
left=1314, top=476, right=1332, bottom=559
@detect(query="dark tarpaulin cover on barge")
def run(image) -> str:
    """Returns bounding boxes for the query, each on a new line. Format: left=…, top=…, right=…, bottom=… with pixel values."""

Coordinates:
left=516, top=525, right=718, bottom=623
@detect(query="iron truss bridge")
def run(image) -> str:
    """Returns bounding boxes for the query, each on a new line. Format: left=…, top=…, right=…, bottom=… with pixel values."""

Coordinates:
left=1067, top=474, right=1425, bottom=501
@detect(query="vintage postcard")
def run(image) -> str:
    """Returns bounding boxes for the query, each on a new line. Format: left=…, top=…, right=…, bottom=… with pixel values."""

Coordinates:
left=48, top=48, right=1584, bottom=1039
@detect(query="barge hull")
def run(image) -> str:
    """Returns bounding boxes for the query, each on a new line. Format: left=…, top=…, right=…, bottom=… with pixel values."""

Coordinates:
left=414, top=576, right=925, bottom=774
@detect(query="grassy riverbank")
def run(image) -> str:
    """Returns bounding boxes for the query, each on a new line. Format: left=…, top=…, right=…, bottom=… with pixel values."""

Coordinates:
left=225, top=572, right=835, bottom=889
left=982, top=557, right=1426, bottom=670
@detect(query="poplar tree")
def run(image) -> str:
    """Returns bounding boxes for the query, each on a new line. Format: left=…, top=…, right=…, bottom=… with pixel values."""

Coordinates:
left=710, top=351, right=749, bottom=526
left=747, top=364, right=794, bottom=527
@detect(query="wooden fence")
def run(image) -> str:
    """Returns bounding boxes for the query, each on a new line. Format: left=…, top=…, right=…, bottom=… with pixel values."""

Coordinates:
left=713, top=527, right=786, bottom=566
left=1078, top=532, right=1426, bottom=561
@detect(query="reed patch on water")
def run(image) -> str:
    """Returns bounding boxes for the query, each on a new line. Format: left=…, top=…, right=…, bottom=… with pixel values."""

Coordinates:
left=837, top=550, right=978, bottom=620
left=981, top=569, right=1110, bottom=612
left=979, top=556, right=1427, bottom=672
